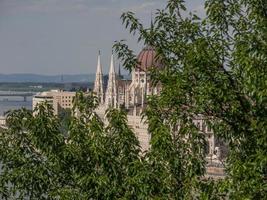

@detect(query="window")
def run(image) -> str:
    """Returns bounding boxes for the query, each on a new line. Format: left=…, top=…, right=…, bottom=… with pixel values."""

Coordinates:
left=204, top=140, right=210, bottom=155
left=202, top=123, right=206, bottom=132
left=197, top=122, right=200, bottom=129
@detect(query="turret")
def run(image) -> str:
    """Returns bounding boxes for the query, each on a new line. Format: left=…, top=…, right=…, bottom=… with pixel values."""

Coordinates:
left=105, top=52, right=117, bottom=108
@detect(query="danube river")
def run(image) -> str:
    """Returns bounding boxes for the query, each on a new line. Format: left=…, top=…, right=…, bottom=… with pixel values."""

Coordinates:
left=0, top=92, right=32, bottom=115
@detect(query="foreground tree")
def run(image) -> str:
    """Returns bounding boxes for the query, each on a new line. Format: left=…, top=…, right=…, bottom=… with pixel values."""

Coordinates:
left=0, top=93, right=141, bottom=199
left=114, top=0, right=267, bottom=198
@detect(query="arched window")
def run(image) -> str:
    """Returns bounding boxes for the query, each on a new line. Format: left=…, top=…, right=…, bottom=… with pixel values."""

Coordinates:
left=202, top=122, right=206, bottom=132
left=204, top=140, right=210, bottom=155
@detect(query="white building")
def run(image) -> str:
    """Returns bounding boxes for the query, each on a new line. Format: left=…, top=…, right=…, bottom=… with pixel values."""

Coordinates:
left=0, top=116, right=6, bottom=126
left=32, top=90, right=76, bottom=115
left=93, top=47, right=225, bottom=160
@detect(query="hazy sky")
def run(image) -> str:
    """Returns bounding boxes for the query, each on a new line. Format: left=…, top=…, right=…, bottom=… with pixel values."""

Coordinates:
left=0, top=0, right=204, bottom=75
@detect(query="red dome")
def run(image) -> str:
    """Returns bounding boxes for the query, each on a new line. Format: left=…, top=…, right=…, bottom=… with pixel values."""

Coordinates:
left=136, top=46, right=162, bottom=71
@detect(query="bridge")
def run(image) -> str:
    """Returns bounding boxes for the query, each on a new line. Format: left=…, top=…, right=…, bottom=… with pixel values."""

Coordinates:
left=0, top=92, right=36, bottom=102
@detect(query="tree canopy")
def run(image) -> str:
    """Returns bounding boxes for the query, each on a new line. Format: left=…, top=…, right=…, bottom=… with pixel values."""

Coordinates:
left=115, top=0, right=267, bottom=198
left=1, top=0, right=267, bottom=199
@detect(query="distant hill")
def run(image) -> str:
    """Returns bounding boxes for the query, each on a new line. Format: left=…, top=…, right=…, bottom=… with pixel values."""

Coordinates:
left=0, top=74, right=96, bottom=83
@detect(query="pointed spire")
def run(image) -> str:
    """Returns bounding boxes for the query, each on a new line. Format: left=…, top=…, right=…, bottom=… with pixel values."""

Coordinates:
left=109, top=53, right=115, bottom=74
left=150, top=11, right=154, bottom=31
left=105, top=51, right=117, bottom=108
left=94, top=50, right=104, bottom=104
left=150, top=11, right=153, bottom=27
left=96, top=50, right=102, bottom=74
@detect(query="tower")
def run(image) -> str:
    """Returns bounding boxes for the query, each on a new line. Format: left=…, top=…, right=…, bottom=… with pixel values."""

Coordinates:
left=93, top=51, right=104, bottom=104
left=105, top=52, right=117, bottom=108
left=118, top=63, right=123, bottom=79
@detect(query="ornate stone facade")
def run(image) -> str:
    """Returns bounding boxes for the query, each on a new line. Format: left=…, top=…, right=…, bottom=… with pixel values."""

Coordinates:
left=93, top=51, right=104, bottom=104
left=93, top=47, right=225, bottom=167
left=32, top=90, right=76, bottom=115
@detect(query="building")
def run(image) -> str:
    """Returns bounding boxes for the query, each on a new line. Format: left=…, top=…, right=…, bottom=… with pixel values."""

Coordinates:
left=94, top=47, right=162, bottom=110
left=32, top=90, right=76, bottom=115
left=0, top=116, right=6, bottom=127
left=93, top=46, right=225, bottom=167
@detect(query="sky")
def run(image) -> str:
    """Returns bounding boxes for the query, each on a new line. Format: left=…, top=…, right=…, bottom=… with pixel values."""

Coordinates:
left=0, top=0, right=204, bottom=75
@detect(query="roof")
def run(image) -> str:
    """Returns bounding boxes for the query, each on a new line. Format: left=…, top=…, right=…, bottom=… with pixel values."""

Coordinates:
left=136, top=46, right=162, bottom=71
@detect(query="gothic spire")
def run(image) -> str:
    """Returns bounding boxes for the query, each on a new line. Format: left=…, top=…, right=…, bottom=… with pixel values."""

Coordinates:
left=93, top=50, right=104, bottom=104
left=109, top=52, right=115, bottom=75
left=96, top=50, right=102, bottom=74
left=150, top=11, right=153, bottom=28
left=105, top=52, right=117, bottom=108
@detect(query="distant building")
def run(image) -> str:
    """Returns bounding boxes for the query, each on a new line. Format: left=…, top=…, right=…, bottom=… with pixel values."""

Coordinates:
left=0, top=116, right=6, bottom=127
left=32, top=90, right=76, bottom=115
left=93, top=46, right=226, bottom=168
left=30, top=47, right=225, bottom=177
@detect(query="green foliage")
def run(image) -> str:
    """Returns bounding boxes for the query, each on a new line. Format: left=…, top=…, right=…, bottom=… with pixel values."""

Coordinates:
left=113, top=0, right=267, bottom=199
left=0, top=93, right=141, bottom=199
left=58, top=108, right=72, bottom=135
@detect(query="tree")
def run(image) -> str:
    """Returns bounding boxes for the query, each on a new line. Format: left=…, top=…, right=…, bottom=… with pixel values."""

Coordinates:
left=0, top=93, right=141, bottom=199
left=114, top=0, right=267, bottom=199
left=58, top=108, right=72, bottom=135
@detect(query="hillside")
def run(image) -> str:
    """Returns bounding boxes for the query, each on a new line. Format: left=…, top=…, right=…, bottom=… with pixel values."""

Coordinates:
left=0, top=73, right=96, bottom=83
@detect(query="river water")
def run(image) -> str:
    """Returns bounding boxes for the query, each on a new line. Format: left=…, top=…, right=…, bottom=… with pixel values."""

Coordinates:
left=0, top=93, right=32, bottom=116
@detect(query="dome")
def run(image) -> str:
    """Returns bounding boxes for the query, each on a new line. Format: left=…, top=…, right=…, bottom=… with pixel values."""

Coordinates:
left=136, top=46, right=162, bottom=71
